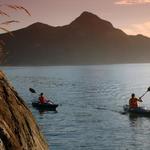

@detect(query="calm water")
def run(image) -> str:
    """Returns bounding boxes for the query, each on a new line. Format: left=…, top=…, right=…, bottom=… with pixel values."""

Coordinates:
left=2, top=64, right=150, bottom=150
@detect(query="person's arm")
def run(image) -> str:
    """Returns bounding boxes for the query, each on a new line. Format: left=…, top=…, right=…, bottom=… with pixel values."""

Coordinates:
left=129, top=99, right=131, bottom=105
left=38, top=97, right=41, bottom=103
left=43, top=96, right=47, bottom=103
left=138, top=98, right=143, bottom=102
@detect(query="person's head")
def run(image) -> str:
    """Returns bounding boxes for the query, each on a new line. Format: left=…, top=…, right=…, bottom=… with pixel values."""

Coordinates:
left=131, top=93, right=135, bottom=98
left=40, top=93, right=43, bottom=96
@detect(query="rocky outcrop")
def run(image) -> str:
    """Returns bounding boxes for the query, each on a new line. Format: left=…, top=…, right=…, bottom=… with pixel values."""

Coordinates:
left=0, top=71, right=48, bottom=150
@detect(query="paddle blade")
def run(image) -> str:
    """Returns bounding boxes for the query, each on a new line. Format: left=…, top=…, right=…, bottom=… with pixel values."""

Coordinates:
left=147, top=87, right=150, bottom=92
left=29, top=88, right=36, bottom=93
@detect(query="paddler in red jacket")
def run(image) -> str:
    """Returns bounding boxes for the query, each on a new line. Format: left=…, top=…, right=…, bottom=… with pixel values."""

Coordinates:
left=129, top=93, right=142, bottom=109
left=39, top=93, right=48, bottom=104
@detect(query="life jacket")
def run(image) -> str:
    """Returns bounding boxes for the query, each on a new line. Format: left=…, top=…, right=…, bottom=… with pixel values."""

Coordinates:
left=39, top=96, right=47, bottom=104
left=129, top=98, right=138, bottom=108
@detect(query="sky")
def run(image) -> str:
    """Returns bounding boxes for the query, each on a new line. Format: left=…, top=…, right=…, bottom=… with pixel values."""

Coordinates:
left=1, top=0, right=150, bottom=37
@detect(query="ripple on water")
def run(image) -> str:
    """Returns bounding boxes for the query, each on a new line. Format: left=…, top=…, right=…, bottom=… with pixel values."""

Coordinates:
left=3, top=65, right=150, bottom=150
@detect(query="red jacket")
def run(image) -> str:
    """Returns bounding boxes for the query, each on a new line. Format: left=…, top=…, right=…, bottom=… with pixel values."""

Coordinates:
left=39, top=96, right=47, bottom=104
left=129, top=98, right=138, bottom=108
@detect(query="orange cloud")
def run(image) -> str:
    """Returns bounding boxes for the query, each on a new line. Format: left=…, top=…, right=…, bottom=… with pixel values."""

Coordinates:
left=122, top=21, right=150, bottom=37
left=115, top=0, right=150, bottom=5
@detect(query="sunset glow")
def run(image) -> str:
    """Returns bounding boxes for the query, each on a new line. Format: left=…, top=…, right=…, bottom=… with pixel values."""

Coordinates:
left=115, top=0, right=150, bottom=5
left=122, top=21, right=150, bottom=37
left=0, top=0, right=150, bottom=37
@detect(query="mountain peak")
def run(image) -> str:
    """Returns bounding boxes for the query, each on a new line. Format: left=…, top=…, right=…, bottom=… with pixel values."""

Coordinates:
left=28, top=22, right=53, bottom=29
left=70, top=11, right=113, bottom=30
left=1, top=11, right=150, bottom=65
left=79, top=11, right=100, bottom=18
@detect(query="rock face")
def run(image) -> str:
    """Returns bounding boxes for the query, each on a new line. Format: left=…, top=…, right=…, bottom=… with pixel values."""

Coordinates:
left=0, top=71, right=48, bottom=150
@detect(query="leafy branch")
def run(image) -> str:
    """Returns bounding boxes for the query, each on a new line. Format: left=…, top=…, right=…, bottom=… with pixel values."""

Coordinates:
left=0, top=4, right=31, bottom=64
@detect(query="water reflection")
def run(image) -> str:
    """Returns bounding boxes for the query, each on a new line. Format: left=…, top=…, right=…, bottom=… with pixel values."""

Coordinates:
left=127, top=115, right=147, bottom=149
left=3, top=65, right=150, bottom=150
left=128, top=114, right=141, bottom=127
left=32, top=107, right=58, bottom=115
left=38, top=110, right=58, bottom=115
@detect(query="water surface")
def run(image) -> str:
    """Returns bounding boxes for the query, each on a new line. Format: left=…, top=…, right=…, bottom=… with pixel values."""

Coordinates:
left=2, top=64, right=150, bottom=150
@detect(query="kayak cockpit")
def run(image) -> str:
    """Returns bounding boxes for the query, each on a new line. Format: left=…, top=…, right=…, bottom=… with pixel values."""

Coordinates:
left=32, top=102, right=58, bottom=111
left=123, top=104, right=150, bottom=116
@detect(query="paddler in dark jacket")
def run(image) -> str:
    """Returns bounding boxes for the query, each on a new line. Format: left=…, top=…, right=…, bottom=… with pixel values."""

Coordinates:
left=129, top=93, right=142, bottom=109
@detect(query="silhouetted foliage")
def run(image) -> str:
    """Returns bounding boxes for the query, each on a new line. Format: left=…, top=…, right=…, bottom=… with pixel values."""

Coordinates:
left=0, top=4, right=30, bottom=63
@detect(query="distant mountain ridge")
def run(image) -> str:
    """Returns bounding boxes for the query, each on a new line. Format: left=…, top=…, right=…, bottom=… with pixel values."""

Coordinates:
left=0, top=11, right=150, bottom=65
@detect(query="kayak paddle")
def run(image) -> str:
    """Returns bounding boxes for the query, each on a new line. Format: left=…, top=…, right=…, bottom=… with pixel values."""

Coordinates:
left=29, top=88, right=36, bottom=93
left=29, top=88, right=55, bottom=104
left=139, top=87, right=150, bottom=99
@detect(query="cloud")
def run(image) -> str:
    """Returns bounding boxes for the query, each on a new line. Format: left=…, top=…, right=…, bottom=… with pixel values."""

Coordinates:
left=122, top=21, right=150, bottom=37
left=115, top=0, right=150, bottom=5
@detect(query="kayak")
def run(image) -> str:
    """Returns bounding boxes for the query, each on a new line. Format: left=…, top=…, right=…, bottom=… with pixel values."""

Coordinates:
left=32, top=102, right=58, bottom=111
left=123, top=105, right=150, bottom=116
